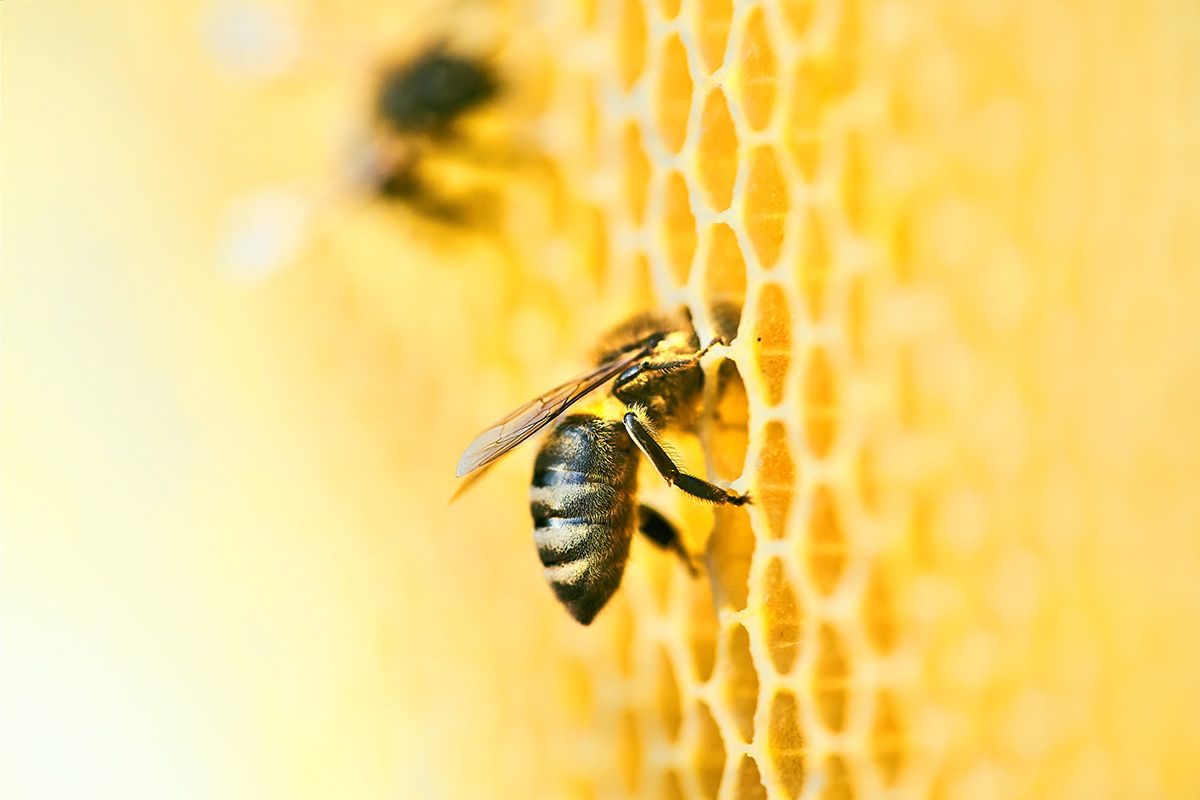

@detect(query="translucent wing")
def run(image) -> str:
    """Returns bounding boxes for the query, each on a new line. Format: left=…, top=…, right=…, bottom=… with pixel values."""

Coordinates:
left=455, top=342, right=655, bottom=479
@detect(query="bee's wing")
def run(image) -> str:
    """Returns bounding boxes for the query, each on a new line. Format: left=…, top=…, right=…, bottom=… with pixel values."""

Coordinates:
left=455, top=343, right=654, bottom=479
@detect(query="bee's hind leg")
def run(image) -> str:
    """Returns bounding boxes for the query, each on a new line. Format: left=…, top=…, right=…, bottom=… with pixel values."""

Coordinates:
left=623, top=410, right=750, bottom=507
left=638, top=505, right=699, bottom=575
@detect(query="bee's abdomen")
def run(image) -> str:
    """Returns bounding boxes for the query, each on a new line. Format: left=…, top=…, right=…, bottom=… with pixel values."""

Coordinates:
left=530, top=416, right=639, bottom=625
left=531, top=474, right=628, bottom=561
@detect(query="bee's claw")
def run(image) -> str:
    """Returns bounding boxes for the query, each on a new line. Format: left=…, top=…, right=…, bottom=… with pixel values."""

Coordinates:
left=699, top=336, right=732, bottom=358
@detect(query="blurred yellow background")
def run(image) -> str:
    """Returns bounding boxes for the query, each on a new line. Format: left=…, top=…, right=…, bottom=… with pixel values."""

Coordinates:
left=4, top=2, right=580, bottom=797
left=5, top=1, right=1200, bottom=799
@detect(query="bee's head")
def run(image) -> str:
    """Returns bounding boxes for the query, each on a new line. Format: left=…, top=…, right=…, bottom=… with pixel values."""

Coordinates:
left=377, top=46, right=498, bottom=136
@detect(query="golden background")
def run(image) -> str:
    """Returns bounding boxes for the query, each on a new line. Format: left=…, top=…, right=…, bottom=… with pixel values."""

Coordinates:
left=4, top=0, right=1200, bottom=798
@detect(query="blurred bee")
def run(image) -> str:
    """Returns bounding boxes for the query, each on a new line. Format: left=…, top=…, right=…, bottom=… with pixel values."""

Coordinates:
left=367, top=44, right=501, bottom=224
left=455, top=307, right=749, bottom=625
left=218, top=41, right=508, bottom=282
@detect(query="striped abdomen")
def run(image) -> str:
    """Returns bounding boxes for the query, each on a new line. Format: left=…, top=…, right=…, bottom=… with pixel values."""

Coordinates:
left=530, top=414, right=640, bottom=625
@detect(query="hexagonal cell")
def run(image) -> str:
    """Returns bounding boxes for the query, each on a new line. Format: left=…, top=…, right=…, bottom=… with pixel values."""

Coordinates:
left=688, top=575, right=720, bottom=682
left=828, top=1, right=861, bottom=97
left=804, top=347, right=838, bottom=457
left=580, top=77, right=600, bottom=160
left=695, top=0, right=733, bottom=74
left=756, top=421, right=795, bottom=539
left=658, top=647, right=683, bottom=741
left=753, top=283, right=792, bottom=405
left=659, top=0, right=681, bottom=20
left=872, top=690, right=905, bottom=786
left=632, top=250, right=655, bottom=305
left=644, top=542, right=676, bottom=613
left=813, top=624, right=849, bottom=731
left=583, top=204, right=608, bottom=284
left=559, top=656, right=594, bottom=724
left=724, top=624, right=759, bottom=741
left=733, top=755, right=767, bottom=800
left=765, top=558, right=802, bottom=673
left=846, top=275, right=869, bottom=364
left=619, top=710, right=642, bottom=793
left=853, top=438, right=882, bottom=517
left=807, top=485, right=845, bottom=593
left=768, top=692, right=806, bottom=798
left=891, top=211, right=916, bottom=283
left=743, top=146, right=789, bottom=268
left=708, top=293, right=743, bottom=344
left=708, top=505, right=754, bottom=611
left=697, top=90, right=739, bottom=211
left=864, top=564, right=897, bottom=654
left=737, top=8, right=777, bottom=131
left=821, top=754, right=854, bottom=799
left=786, top=60, right=824, bottom=179
left=656, top=35, right=693, bottom=153
left=781, top=0, right=814, bottom=34
left=704, top=223, right=747, bottom=316
left=797, top=208, right=831, bottom=320
left=661, top=171, right=697, bottom=286
left=711, top=359, right=749, bottom=482
left=694, top=701, right=727, bottom=800
left=623, top=122, right=651, bottom=225
left=618, top=0, right=647, bottom=91
left=787, top=11, right=859, bottom=170
left=662, top=769, right=685, bottom=800
left=839, top=132, right=867, bottom=231
left=612, top=598, right=636, bottom=674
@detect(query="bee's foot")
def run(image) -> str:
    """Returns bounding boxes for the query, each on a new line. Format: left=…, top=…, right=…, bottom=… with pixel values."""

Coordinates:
left=702, top=336, right=733, bottom=354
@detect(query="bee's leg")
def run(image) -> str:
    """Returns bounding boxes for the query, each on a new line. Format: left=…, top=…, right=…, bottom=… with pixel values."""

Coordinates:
left=614, top=337, right=728, bottom=392
left=623, top=411, right=750, bottom=506
left=638, top=505, right=699, bottom=575
left=376, top=165, right=472, bottom=225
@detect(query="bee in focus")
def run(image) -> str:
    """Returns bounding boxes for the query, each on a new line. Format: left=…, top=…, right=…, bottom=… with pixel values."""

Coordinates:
left=455, top=307, right=749, bottom=625
left=365, top=44, right=501, bottom=224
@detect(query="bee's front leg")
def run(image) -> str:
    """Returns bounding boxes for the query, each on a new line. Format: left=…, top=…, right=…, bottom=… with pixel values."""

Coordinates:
left=613, top=337, right=727, bottom=393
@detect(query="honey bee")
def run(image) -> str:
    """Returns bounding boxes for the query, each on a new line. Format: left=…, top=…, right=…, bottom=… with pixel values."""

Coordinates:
left=368, top=44, right=501, bottom=224
left=456, top=307, right=749, bottom=625
left=219, top=42, right=506, bottom=281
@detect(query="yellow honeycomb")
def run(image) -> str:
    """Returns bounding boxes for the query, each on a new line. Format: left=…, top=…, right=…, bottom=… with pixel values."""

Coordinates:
left=9, top=1, right=1198, bottom=799
left=511, top=0, right=1200, bottom=798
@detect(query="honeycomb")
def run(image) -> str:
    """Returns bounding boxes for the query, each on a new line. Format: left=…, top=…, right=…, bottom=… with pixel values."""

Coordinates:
left=511, top=0, right=1200, bottom=798
left=9, top=1, right=1198, bottom=799
left=524, top=2, right=905, bottom=795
